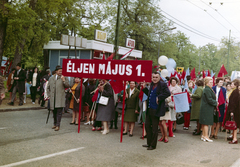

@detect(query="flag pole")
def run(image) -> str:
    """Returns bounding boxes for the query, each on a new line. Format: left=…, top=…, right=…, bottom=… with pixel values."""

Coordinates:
left=120, top=81, right=126, bottom=143
left=78, top=78, right=83, bottom=133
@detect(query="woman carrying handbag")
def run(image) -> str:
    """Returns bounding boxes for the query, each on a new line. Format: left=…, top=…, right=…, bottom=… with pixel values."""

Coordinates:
left=224, top=79, right=240, bottom=144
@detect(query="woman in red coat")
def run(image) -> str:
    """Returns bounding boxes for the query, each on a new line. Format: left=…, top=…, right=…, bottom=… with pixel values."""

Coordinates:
left=224, top=79, right=240, bottom=144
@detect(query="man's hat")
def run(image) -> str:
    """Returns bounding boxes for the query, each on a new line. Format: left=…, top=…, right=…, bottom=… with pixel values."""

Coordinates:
left=55, top=65, right=62, bottom=71
left=16, top=63, right=21, bottom=67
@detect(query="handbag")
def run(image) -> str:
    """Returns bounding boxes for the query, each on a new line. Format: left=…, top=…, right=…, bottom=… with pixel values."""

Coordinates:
left=99, top=96, right=109, bottom=105
left=225, top=116, right=237, bottom=130
left=176, top=113, right=184, bottom=125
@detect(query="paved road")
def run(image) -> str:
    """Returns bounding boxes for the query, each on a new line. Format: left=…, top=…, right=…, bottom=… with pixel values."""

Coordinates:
left=0, top=109, right=239, bottom=167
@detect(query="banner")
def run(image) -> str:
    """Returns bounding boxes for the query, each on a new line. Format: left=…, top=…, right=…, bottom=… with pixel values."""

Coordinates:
left=62, top=59, right=152, bottom=82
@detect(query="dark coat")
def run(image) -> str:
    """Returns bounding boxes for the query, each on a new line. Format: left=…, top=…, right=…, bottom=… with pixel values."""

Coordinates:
left=143, top=81, right=171, bottom=117
left=224, top=89, right=240, bottom=128
left=191, top=86, right=203, bottom=120
left=124, top=88, right=140, bottom=122
left=212, top=85, right=226, bottom=122
left=13, top=69, right=26, bottom=94
left=29, top=72, right=41, bottom=87
left=96, top=83, right=115, bottom=121
left=199, top=86, right=218, bottom=125
left=73, top=83, right=85, bottom=112
left=84, top=84, right=96, bottom=107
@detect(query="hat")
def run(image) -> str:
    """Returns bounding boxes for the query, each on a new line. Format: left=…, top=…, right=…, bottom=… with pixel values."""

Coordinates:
left=55, top=65, right=62, bottom=71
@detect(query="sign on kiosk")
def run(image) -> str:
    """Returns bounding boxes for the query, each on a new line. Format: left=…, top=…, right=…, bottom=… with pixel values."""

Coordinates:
left=94, top=29, right=107, bottom=42
left=62, top=59, right=152, bottom=82
left=126, top=38, right=135, bottom=48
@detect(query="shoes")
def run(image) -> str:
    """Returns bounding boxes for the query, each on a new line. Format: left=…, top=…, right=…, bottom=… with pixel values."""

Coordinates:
left=227, top=135, right=233, bottom=141
left=158, top=137, right=164, bottom=142
left=54, top=127, right=60, bottom=131
left=205, top=137, right=213, bottom=142
left=102, top=130, right=109, bottom=135
left=19, top=103, right=23, bottom=106
left=24, top=101, right=26, bottom=103
left=7, top=102, right=14, bottom=106
left=192, top=132, right=201, bottom=135
left=214, top=136, right=218, bottom=139
left=147, top=146, right=155, bottom=150
left=229, top=140, right=238, bottom=144
left=210, top=135, right=214, bottom=138
left=169, top=135, right=175, bottom=138
left=81, top=120, right=85, bottom=122
left=70, top=122, right=75, bottom=125
left=140, top=135, right=147, bottom=139
left=92, top=127, right=96, bottom=131
left=129, top=134, right=133, bottom=137
left=91, top=121, right=94, bottom=125
left=201, top=136, right=206, bottom=142
left=123, top=132, right=128, bottom=135
left=142, top=144, right=149, bottom=148
left=164, top=138, right=169, bottom=143
left=32, top=102, right=35, bottom=104
left=52, top=126, right=57, bottom=129
left=75, top=123, right=78, bottom=125
left=173, top=128, right=176, bottom=132
left=84, top=121, right=91, bottom=125
left=183, top=127, right=189, bottom=130
left=97, top=127, right=103, bottom=131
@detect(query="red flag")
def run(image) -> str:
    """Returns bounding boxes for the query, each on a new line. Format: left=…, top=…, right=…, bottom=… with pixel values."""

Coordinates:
left=218, top=88, right=225, bottom=106
left=190, top=68, right=196, bottom=80
left=102, top=52, right=105, bottom=60
left=202, top=70, right=205, bottom=78
left=92, top=89, right=99, bottom=102
left=181, top=70, right=186, bottom=81
left=198, top=71, right=200, bottom=75
left=217, top=64, right=228, bottom=77
left=107, top=53, right=115, bottom=60
left=207, top=70, right=211, bottom=77
left=153, top=65, right=159, bottom=69
left=109, top=80, right=124, bottom=94
left=138, top=86, right=144, bottom=101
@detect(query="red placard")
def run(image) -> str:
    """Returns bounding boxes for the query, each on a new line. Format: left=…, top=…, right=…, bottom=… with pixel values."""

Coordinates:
left=62, top=59, right=152, bottom=82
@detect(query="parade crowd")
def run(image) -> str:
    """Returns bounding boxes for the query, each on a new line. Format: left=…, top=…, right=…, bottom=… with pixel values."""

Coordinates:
left=1, top=63, right=240, bottom=151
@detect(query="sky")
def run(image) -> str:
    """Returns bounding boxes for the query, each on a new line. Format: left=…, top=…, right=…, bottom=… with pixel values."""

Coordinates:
left=158, top=0, right=240, bottom=47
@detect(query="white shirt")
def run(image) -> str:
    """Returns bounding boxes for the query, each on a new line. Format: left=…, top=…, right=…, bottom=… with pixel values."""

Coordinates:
left=32, top=73, right=37, bottom=86
left=55, top=75, right=58, bottom=80
left=216, top=86, right=221, bottom=102
left=130, top=88, right=135, bottom=97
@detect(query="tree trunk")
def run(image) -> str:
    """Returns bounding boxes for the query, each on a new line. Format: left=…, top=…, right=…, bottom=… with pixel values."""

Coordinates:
left=12, top=0, right=38, bottom=69
left=0, top=0, right=8, bottom=75
left=43, top=49, right=49, bottom=69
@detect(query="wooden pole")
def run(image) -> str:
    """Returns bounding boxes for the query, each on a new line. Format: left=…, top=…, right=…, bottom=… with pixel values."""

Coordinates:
left=78, top=78, right=83, bottom=133
left=120, top=81, right=126, bottom=143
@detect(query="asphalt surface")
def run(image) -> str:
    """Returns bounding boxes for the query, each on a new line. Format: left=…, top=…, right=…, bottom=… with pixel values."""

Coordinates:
left=0, top=109, right=240, bottom=167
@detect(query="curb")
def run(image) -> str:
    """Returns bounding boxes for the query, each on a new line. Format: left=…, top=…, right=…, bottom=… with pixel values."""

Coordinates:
left=0, top=107, right=47, bottom=112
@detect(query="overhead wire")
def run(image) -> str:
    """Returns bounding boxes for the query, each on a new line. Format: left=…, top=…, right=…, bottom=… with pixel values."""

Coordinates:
left=161, top=10, right=220, bottom=41
left=186, top=0, right=229, bottom=31
left=200, top=0, right=240, bottom=34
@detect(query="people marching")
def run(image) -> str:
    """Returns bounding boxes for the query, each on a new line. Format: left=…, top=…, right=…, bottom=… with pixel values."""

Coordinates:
left=3, top=63, right=240, bottom=148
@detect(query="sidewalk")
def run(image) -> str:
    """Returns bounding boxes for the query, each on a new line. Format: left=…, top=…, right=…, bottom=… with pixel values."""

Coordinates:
left=0, top=97, right=47, bottom=112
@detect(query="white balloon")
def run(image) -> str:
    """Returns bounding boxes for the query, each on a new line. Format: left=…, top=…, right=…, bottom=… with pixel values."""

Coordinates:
left=161, top=69, right=169, bottom=78
left=167, top=67, right=174, bottom=77
left=158, top=55, right=168, bottom=66
left=166, top=58, right=176, bottom=69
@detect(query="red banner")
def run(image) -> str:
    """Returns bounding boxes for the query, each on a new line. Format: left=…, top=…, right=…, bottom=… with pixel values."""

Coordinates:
left=62, top=59, right=152, bottom=82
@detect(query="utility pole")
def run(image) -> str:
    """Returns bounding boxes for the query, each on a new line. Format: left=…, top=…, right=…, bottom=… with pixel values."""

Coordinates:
left=199, top=47, right=201, bottom=73
left=114, top=0, right=121, bottom=58
left=227, top=30, right=231, bottom=73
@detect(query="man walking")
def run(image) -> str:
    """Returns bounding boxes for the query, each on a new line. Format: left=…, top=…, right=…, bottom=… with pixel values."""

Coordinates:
left=8, top=63, right=26, bottom=106
left=142, top=72, right=170, bottom=150
left=47, top=66, right=69, bottom=131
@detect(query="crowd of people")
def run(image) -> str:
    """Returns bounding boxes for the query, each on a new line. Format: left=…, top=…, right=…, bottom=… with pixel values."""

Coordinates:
left=1, top=63, right=240, bottom=150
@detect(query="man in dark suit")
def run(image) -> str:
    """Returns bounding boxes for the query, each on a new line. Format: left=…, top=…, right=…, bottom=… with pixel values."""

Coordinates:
left=8, top=63, right=26, bottom=106
left=142, top=72, right=171, bottom=150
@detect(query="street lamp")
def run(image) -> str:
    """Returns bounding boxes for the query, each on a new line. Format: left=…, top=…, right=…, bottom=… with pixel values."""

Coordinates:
left=157, top=27, right=176, bottom=58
